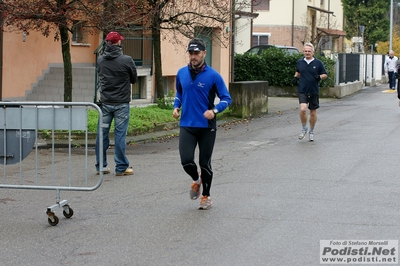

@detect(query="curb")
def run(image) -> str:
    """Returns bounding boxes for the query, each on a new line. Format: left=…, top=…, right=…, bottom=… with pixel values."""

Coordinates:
left=36, top=121, right=181, bottom=149
left=36, top=120, right=236, bottom=149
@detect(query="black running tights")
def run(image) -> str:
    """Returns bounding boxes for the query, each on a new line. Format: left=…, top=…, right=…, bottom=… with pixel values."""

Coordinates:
left=179, top=127, right=216, bottom=196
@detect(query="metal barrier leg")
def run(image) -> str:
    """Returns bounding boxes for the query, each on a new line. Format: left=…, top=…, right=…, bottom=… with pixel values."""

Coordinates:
left=46, top=190, right=74, bottom=226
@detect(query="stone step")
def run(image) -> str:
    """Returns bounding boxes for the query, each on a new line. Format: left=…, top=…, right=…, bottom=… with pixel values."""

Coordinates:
left=32, top=86, right=94, bottom=96
left=32, top=86, right=63, bottom=94
left=44, top=73, right=95, bottom=82
left=28, top=65, right=109, bottom=103
left=33, top=81, right=95, bottom=91
left=38, top=79, right=64, bottom=88
left=50, top=66, right=96, bottom=76
left=27, top=93, right=94, bottom=102
left=37, top=79, right=95, bottom=90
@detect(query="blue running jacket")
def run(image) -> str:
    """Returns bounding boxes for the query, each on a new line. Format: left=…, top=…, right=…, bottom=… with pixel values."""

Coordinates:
left=174, top=64, right=232, bottom=129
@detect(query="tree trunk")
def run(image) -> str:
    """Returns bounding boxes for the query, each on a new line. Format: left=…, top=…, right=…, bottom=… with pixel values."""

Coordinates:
left=59, top=25, right=72, bottom=102
left=152, top=16, right=164, bottom=102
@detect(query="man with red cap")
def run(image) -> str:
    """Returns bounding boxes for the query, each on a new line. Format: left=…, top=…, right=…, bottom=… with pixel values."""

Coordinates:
left=95, top=31, right=137, bottom=176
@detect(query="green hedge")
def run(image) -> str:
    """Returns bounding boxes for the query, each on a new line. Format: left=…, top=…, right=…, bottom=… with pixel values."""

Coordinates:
left=234, top=47, right=335, bottom=88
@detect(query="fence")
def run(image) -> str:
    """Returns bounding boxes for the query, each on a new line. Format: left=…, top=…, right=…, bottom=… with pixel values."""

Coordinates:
left=0, top=102, right=105, bottom=226
left=335, top=53, right=385, bottom=86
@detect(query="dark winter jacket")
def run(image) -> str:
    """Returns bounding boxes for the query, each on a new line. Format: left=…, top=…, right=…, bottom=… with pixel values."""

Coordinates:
left=97, top=45, right=137, bottom=105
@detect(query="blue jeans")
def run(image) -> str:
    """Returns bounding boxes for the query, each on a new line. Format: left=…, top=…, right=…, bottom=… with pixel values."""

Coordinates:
left=95, top=103, right=130, bottom=173
left=389, top=71, right=396, bottom=89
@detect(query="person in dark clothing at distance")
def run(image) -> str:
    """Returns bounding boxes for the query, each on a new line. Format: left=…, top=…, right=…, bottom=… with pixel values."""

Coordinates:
left=173, top=38, right=232, bottom=210
left=95, top=31, right=137, bottom=176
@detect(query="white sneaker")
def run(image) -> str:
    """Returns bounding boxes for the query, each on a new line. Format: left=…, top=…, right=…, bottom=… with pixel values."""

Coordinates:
left=298, top=128, right=308, bottom=140
left=309, top=132, right=314, bottom=141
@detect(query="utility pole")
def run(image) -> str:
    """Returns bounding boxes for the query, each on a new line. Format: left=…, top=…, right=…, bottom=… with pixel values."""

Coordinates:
left=0, top=0, right=3, bottom=101
left=390, top=0, right=393, bottom=51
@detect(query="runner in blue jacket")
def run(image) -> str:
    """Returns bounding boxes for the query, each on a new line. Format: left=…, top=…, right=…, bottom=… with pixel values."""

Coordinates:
left=173, top=38, right=232, bottom=210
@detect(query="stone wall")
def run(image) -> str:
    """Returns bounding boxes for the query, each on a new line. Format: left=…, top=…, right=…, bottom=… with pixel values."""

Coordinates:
left=228, top=80, right=364, bottom=119
left=229, top=81, right=268, bottom=118
left=267, top=82, right=364, bottom=99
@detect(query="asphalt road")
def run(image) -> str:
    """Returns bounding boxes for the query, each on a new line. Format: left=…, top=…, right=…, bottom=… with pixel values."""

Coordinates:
left=1, top=84, right=400, bottom=266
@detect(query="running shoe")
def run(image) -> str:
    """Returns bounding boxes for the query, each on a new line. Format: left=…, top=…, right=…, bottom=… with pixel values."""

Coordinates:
left=298, top=128, right=308, bottom=140
left=309, top=132, right=314, bottom=142
left=198, top=196, right=212, bottom=210
left=190, top=178, right=201, bottom=200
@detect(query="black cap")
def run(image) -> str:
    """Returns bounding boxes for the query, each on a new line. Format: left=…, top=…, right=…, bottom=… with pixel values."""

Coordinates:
left=187, top=38, right=206, bottom=52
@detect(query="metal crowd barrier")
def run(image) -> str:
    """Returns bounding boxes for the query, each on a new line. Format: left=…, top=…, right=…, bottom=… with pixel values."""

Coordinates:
left=0, top=102, right=104, bottom=226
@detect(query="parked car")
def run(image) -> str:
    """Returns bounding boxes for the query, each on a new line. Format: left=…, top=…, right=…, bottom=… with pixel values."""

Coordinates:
left=245, top=44, right=300, bottom=56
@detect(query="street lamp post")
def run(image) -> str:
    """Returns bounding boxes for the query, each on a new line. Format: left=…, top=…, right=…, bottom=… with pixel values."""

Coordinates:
left=390, top=0, right=393, bottom=51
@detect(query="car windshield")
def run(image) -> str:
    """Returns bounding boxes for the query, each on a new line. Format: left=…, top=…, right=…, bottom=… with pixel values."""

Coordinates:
left=246, top=45, right=299, bottom=55
left=284, top=48, right=299, bottom=55
left=247, top=47, right=260, bottom=55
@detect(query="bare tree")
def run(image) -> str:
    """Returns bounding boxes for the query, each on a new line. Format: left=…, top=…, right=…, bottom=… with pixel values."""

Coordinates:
left=0, top=0, right=247, bottom=103
left=0, top=0, right=109, bottom=102
left=135, top=0, right=245, bottom=102
left=296, top=12, right=341, bottom=53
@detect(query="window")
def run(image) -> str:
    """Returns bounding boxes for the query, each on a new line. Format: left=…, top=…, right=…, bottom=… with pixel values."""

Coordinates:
left=162, top=76, right=175, bottom=97
left=253, top=0, right=270, bottom=11
left=131, top=79, right=142, bottom=99
left=320, top=36, right=332, bottom=50
left=252, top=34, right=270, bottom=47
left=72, top=21, right=86, bottom=44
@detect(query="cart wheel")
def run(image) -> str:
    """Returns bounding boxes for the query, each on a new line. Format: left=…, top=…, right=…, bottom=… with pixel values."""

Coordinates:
left=48, top=215, right=59, bottom=226
left=63, top=207, right=74, bottom=219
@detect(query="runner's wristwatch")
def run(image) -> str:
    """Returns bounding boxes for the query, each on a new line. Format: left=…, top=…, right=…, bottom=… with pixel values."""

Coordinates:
left=212, top=108, right=218, bottom=114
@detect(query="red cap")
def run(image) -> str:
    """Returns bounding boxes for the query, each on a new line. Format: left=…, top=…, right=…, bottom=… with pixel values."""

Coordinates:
left=105, top=32, right=124, bottom=44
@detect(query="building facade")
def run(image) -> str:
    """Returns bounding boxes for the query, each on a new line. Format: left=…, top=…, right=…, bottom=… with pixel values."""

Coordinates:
left=2, top=27, right=231, bottom=103
left=1, top=0, right=347, bottom=101
left=235, top=0, right=346, bottom=55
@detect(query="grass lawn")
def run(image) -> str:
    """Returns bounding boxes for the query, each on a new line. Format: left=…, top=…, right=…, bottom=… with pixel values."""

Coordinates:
left=87, top=104, right=232, bottom=135
left=87, top=105, right=178, bottom=135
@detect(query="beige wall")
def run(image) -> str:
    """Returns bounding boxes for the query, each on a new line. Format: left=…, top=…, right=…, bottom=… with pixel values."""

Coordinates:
left=160, top=39, right=188, bottom=77
left=255, top=0, right=344, bottom=27
left=235, top=19, right=252, bottom=54
left=234, top=1, right=254, bottom=55
left=160, top=30, right=231, bottom=92
left=3, top=31, right=99, bottom=99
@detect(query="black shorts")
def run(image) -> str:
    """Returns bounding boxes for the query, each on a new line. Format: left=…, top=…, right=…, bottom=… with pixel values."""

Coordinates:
left=298, top=93, right=319, bottom=110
